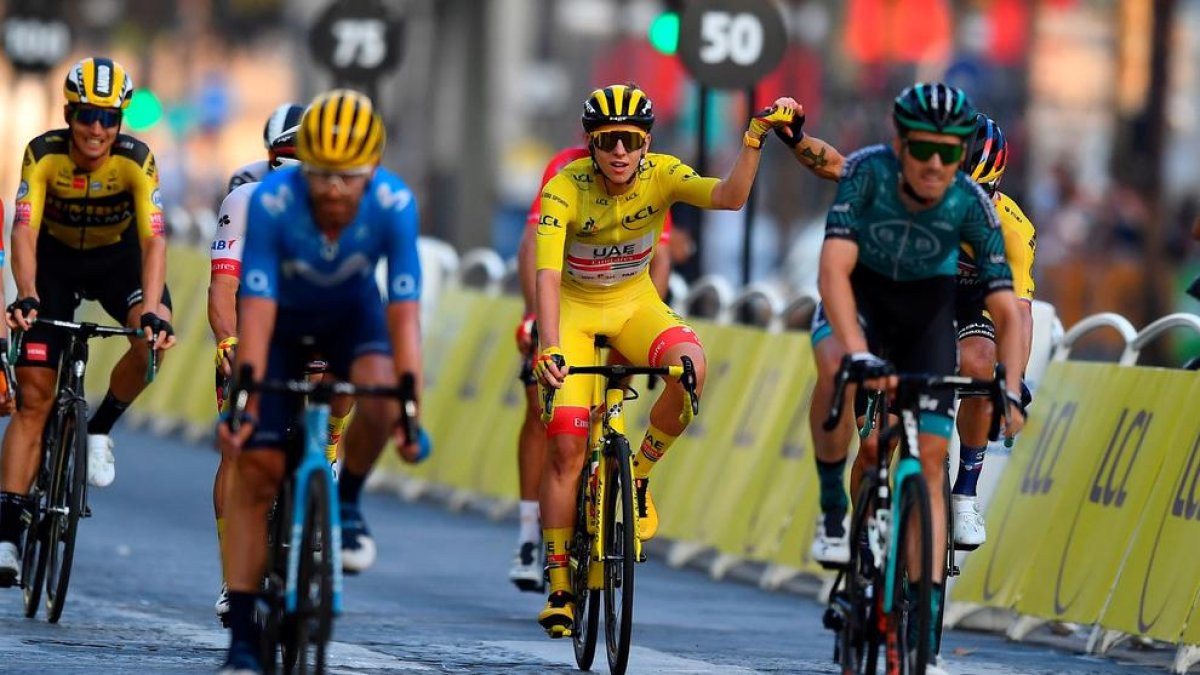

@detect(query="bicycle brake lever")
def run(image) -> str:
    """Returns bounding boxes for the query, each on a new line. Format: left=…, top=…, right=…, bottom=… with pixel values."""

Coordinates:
left=680, top=356, right=699, bottom=416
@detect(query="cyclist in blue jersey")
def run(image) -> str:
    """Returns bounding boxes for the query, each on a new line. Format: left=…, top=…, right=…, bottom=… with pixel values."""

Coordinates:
left=215, top=89, right=424, bottom=675
left=803, top=83, right=1027, bottom=672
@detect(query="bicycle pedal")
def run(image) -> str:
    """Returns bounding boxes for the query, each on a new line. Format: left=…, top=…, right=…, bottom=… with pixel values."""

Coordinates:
left=545, top=625, right=573, bottom=639
left=512, top=578, right=545, bottom=593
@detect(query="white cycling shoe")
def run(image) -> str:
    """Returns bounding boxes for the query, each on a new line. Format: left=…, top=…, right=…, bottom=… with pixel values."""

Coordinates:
left=509, top=540, right=545, bottom=592
left=809, top=514, right=850, bottom=568
left=215, top=583, right=230, bottom=625
left=87, top=434, right=116, bottom=488
left=0, top=542, right=19, bottom=587
left=951, top=494, right=986, bottom=550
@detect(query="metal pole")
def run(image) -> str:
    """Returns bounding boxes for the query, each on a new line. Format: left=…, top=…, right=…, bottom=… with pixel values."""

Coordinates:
left=741, top=85, right=756, bottom=288
left=679, top=84, right=709, bottom=281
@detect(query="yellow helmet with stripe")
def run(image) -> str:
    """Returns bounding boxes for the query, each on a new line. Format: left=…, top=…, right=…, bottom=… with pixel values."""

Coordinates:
left=64, top=57, right=134, bottom=109
left=581, top=84, right=654, bottom=132
left=297, top=89, right=386, bottom=170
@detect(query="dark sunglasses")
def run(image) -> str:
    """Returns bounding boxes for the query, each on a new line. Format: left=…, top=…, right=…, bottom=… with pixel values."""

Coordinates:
left=590, top=129, right=647, bottom=153
left=904, top=139, right=965, bottom=164
left=72, top=107, right=123, bottom=128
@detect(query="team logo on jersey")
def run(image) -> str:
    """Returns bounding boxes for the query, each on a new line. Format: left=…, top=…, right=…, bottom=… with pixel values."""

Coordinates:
left=621, top=204, right=659, bottom=229
left=376, top=184, right=412, bottom=211
left=866, top=220, right=943, bottom=262
left=218, top=214, right=231, bottom=228
left=151, top=189, right=163, bottom=209
left=537, top=215, right=561, bottom=235
left=579, top=218, right=597, bottom=237
left=245, top=270, right=270, bottom=293
left=15, top=181, right=28, bottom=200
left=392, top=274, right=418, bottom=299
left=260, top=184, right=294, bottom=217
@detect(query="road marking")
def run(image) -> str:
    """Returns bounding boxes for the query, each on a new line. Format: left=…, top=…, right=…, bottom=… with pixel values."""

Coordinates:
left=107, top=605, right=433, bottom=671
left=484, top=640, right=767, bottom=674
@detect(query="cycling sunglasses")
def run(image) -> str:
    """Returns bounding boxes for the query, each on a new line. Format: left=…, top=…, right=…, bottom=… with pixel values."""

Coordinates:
left=590, top=129, right=647, bottom=153
left=302, top=164, right=374, bottom=190
left=904, top=139, right=965, bottom=164
left=71, top=107, right=123, bottom=128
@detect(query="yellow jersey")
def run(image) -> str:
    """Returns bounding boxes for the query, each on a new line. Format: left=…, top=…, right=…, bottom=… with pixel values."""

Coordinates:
left=959, top=191, right=1036, bottom=301
left=14, top=130, right=164, bottom=250
left=536, top=153, right=718, bottom=293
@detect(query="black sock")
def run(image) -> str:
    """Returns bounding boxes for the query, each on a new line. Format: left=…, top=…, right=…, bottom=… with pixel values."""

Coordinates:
left=0, top=492, right=30, bottom=546
left=227, top=591, right=259, bottom=645
left=815, top=458, right=849, bottom=536
left=338, top=468, right=367, bottom=508
left=88, top=391, right=131, bottom=435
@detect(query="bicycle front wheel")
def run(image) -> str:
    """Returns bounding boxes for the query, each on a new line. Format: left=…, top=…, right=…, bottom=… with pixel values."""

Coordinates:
left=291, top=471, right=334, bottom=674
left=45, top=400, right=88, bottom=624
left=835, top=479, right=881, bottom=675
left=888, top=476, right=933, bottom=675
left=602, top=435, right=636, bottom=675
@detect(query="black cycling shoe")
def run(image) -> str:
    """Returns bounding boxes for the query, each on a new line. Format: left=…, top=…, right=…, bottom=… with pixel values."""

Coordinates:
left=217, top=638, right=263, bottom=675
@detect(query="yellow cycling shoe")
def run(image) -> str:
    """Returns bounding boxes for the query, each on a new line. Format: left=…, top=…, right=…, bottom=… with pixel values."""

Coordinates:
left=538, top=590, right=575, bottom=638
left=635, top=477, right=658, bottom=540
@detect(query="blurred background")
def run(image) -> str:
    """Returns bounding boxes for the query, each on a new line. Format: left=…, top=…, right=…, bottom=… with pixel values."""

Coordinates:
left=0, top=0, right=1198, bottom=360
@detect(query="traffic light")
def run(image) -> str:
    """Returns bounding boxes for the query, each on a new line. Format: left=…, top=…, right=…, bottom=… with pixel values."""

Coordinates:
left=648, top=11, right=679, bottom=55
left=124, top=89, right=163, bottom=131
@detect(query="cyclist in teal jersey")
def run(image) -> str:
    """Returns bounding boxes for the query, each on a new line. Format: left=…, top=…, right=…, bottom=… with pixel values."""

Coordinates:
left=801, top=83, right=1027, bottom=671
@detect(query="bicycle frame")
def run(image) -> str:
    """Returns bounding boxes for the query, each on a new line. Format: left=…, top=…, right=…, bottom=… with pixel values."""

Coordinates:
left=285, top=401, right=343, bottom=615
left=584, top=373, right=640, bottom=588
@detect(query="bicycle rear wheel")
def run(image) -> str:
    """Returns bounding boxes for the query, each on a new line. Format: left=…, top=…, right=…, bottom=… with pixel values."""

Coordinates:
left=291, top=471, right=334, bottom=674
left=833, top=479, right=881, bottom=675
left=45, top=400, right=87, bottom=624
left=603, top=435, right=636, bottom=675
left=572, top=476, right=599, bottom=670
left=888, top=476, right=932, bottom=675
left=21, top=483, right=47, bottom=618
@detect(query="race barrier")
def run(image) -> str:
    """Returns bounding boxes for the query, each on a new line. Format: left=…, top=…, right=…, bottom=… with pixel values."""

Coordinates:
left=71, top=240, right=1200, bottom=672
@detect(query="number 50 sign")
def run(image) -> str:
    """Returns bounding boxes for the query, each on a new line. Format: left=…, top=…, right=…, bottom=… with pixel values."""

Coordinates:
left=679, top=0, right=787, bottom=90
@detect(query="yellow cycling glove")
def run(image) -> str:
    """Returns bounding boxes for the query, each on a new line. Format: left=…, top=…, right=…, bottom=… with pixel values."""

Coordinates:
left=533, top=346, right=565, bottom=384
left=215, top=337, right=238, bottom=369
left=744, top=105, right=795, bottom=149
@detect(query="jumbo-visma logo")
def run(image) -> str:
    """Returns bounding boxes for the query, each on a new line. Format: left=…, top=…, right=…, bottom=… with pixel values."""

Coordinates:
left=864, top=220, right=943, bottom=261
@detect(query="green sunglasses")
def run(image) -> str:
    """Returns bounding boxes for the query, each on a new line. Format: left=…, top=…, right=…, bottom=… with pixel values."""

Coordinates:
left=904, top=139, right=965, bottom=164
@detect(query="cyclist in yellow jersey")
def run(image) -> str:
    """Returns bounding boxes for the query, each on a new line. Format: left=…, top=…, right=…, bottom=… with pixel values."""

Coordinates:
left=950, top=113, right=1035, bottom=547
left=774, top=107, right=1036, bottom=561
left=532, top=83, right=798, bottom=635
left=0, top=57, right=176, bottom=585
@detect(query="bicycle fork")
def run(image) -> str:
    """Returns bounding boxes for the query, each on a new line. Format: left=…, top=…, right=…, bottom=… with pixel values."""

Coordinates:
left=284, top=403, right=343, bottom=615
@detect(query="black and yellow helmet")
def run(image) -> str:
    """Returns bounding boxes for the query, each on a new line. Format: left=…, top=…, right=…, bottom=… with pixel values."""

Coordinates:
left=581, top=84, right=654, bottom=132
left=297, top=89, right=386, bottom=170
left=64, top=57, right=134, bottom=109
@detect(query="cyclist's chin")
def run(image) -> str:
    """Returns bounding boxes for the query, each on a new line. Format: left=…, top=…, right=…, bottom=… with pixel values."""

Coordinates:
left=313, top=201, right=357, bottom=229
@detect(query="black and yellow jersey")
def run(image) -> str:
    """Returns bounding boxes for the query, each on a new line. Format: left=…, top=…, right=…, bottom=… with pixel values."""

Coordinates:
left=14, top=129, right=164, bottom=250
left=958, top=191, right=1036, bottom=301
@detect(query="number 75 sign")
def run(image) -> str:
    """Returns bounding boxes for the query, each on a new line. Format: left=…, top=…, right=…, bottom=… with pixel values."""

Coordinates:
left=679, top=0, right=787, bottom=90
left=309, top=0, right=404, bottom=83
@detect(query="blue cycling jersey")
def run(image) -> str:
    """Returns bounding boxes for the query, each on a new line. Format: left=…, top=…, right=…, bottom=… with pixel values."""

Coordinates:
left=240, top=166, right=422, bottom=309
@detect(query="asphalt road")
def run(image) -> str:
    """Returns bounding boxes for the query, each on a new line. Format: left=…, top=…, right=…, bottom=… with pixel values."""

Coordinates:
left=0, top=426, right=1175, bottom=674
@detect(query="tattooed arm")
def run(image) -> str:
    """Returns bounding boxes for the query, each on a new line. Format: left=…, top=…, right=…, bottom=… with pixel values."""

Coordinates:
left=791, top=135, right=845, bottom=182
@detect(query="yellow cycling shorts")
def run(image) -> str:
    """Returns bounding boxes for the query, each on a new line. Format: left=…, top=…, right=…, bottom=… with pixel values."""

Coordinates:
left=545, top=278, right=702, bottom=437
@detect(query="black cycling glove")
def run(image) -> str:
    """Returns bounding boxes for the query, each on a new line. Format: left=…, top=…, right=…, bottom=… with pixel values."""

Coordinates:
left=773, top=109, right=806, bottom=148
left=6, top=297, right=39, bottom=318
left=140, top=312, right=175, bottom=339
left=847, top=351, right=894, bottom=381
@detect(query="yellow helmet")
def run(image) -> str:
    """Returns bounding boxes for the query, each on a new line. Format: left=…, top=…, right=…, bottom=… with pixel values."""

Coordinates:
left=64, top=57, right=134, bottom=109
left=297, top=89, right=386, bottom=170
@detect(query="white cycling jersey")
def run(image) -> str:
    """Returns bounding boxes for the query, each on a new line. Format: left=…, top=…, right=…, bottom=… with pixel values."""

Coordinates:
left=226, top=160, right=270, bottom=194
left=210, top=182, right=256, bottom=279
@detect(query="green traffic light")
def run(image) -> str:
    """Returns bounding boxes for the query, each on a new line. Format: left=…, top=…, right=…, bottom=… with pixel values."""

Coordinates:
left=125, top=89, right=163, bottom=131
left=648, top=12, right=679, bottom=55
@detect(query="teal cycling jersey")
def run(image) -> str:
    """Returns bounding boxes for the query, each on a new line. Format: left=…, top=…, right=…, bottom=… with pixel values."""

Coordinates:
left=825, top=145, right=1013, bottom=293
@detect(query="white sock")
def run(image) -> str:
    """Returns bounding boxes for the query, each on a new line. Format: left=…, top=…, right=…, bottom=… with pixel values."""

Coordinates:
left=518, top=500, right=540, bottom=544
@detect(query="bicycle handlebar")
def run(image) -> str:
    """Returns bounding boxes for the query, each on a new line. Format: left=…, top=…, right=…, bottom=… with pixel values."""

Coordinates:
left=227, top=365, right=421, bottom=445
left=822, top=355, right=1009, bottom=442
left=12, top=318, right=157, bottom=384
left=540, top=356, right=700, bottom=424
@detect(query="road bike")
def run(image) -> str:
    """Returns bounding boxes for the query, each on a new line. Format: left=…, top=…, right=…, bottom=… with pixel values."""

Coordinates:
left=228, top=366, right=419, bottom=674
left=542, top=337, right=699, bottom=675
left=822, top=357, right=1006, bottom=675
left=18, top=319, right=156, bottom=623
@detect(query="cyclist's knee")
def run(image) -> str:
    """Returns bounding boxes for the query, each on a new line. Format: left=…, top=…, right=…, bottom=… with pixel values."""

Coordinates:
left=235, top=452, right=285, bottom=503
left=857, top=436, right=880, bottom=465
left=546, top=433, right=585, bottom=475
left=958, top=337, right=996, bottom=379
left=14, top=372, right=54, bottom=418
